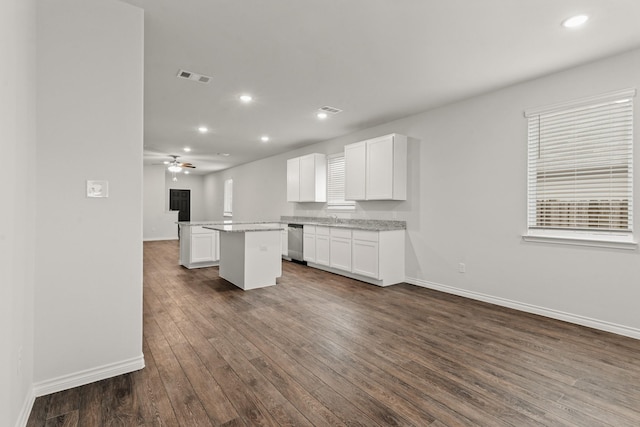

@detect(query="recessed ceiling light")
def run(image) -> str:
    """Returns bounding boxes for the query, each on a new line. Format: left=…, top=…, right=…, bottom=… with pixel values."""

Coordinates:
left=317, top=112, right=328, bottom=120
left=183, top=147, right=191, bottom=152
left=239, top=94, right=253, bottom=103
left=198, top=126, right=208, bottom=133
left=261, top=136, right=270, bottom=142
left=184, top=170, right=189, bottom=174
left=562, top=14, right=589, bottom=28
left=163, top=161, right=169, bottom=165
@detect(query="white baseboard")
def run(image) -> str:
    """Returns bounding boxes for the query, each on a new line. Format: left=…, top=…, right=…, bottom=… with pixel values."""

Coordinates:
left=405, top=277, right=640, bottom=340
left=33, top=354, right=145, bottom=397
left=15, top=387, right=35, bottom=427
left=143, top=236, right=178, bottom=242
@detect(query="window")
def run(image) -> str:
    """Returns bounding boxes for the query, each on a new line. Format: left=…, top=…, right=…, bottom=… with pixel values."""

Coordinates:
left=327, top=153, right=355, bottom=210
left=524, top=89, right=636, bottom=248
left=223, top=178, right=233, bottom=217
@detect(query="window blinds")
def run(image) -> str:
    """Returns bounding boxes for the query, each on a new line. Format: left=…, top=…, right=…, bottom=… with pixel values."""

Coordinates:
left=526, top=90, right=634, bottom=232
left=327, top=154, right=355, bottom=208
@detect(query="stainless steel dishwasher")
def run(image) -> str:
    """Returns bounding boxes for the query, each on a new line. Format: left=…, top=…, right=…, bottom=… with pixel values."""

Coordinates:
left=287, top=224, right=305, bottom=264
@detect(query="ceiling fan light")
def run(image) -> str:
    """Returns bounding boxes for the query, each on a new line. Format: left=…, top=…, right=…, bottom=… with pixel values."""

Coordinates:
left=168, top=165, right=182, bottom=173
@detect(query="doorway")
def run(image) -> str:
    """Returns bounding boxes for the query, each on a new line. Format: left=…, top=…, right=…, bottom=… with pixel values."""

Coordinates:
left=169, top=189, right=191, bottom=222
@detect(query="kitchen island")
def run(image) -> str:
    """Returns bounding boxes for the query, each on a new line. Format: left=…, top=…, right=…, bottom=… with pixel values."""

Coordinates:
left=204, top=223, right=285, bottom=290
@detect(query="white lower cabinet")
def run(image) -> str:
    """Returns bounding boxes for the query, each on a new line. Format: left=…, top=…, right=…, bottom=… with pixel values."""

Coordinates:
left=303, top=225, right=404, bottom=286
left=303, top=225, right=316, bottom=263
left=191, top=233, right=216, bottom=263
left=329, top=228, right=352, bottom=271
left=180, top=225, right=220, bottom=268
left=315, top=226, right=330, bottom=266
left=352, top=230, right=379, bottom=278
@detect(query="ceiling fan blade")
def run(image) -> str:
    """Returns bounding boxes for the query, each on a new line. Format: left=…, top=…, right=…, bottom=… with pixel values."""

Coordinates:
left=182, top=165, right=196, bottom=168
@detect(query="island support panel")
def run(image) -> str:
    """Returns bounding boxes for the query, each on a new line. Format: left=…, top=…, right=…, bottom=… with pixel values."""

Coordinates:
left=218, top=230, right=282, bottom=290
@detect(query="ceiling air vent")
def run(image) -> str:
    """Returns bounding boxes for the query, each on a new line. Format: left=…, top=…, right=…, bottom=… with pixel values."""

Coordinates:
left=177, top=69, right=212, bottom=84
left=319, top=105, right=343, bottom=115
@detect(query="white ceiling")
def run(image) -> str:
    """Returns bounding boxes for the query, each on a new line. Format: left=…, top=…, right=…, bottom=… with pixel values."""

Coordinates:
left=121, top=0, right=640, bottom=174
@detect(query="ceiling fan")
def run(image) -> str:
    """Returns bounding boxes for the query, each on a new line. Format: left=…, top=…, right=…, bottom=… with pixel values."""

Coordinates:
left=163, top=155, right=196, bottom=172
left=154, top=155, right=196, bottom=181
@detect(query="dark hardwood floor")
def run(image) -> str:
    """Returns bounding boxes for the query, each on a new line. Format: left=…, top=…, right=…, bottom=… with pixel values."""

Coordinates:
left=27, top=240, right=640, bottom=426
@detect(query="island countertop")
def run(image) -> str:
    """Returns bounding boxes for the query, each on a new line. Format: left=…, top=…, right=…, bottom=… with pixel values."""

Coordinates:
left=203, top=223, right=285, bottom=233
left=178, top=220, right=280, bottom=227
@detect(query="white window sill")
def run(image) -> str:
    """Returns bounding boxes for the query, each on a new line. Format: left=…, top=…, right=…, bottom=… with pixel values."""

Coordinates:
left=522, top=234, right=638, bottom=250
left=327, top=205, right=356, bottom=211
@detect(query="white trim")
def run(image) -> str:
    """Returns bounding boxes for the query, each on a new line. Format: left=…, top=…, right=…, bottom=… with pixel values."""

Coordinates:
left=404, top=277, right=640, bottom=340
left=15, top=387, right=35, bottom=427
left=522, top=234, right=637, bottom=250
left=307, top=262, right=388, bottom=286
left=33, top=354, right=145, bottom=397
left=524, top=87, right=636, bottom=117
left=143, top=236, right=179, bottom=242
left=326, top=204, right=356, bottom=211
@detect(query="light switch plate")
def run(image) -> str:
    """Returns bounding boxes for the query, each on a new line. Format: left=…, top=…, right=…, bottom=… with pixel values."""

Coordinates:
left=87, top=180, right=109, bottom=198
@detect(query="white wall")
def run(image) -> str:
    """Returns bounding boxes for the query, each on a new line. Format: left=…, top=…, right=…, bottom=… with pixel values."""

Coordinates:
left=166, top=172, right=206, bottom=220
left=203, top=159, right=291, bottom=221
left=34, top=0, right=144, bottom=395
left=143, top=166, right=178, bottom=240
left=0, top=0, right=37, bottom=425
left=143, top=165, right=208, bottom=240
left=205, top=48, right=640, bottom=338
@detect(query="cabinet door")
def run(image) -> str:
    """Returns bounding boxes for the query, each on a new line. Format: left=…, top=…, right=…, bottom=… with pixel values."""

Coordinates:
left=316, top=234, right=330, bottom=266
left=191, top=233, right=215, bottom=263
left=303, top=233, right=316, bottom=262
left=344, top=141, right=366, bottom=200
left=299, top=154, right=316, bottom=202
left=287, top=157, right=300, bottom=202
left=352, top=239, right=379, bottom=278
left=366, top=135, right=394, bottom=200
left=330, top=229, right=352, bottom=271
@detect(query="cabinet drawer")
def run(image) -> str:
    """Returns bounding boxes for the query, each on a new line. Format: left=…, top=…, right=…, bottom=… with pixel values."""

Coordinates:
left=330, top=228, right=352, bottom=239
left=191, top=226, right=213, bottom=234
left=303, top=224, right=316, bottom=234
left=316, top=226, right=330, bottom=236
left=352, top=230, right=378, bottom=242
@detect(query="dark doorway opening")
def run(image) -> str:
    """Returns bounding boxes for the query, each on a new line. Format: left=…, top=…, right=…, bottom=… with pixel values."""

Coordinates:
left=169, top=189, right=191, bottom=222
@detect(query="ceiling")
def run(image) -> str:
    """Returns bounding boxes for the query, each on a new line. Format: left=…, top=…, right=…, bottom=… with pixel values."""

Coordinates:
left=121, top=0, right=640, bottom=175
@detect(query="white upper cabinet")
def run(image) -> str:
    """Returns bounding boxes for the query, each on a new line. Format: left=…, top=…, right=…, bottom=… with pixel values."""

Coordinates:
left=344, top=141, right=367, bottom=200
left=287, top=153, right=327, bottom=202
left=345, top=134, right=407, bottom=201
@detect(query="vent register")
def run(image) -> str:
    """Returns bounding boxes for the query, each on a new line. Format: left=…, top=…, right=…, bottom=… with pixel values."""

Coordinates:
left=319, top=105, right=343, bottom=115
left=177, top=69, right=211, bottom=84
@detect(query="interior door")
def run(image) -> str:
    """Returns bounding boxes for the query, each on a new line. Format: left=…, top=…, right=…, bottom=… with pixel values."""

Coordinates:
left=169, top=189, right=191, bottom=222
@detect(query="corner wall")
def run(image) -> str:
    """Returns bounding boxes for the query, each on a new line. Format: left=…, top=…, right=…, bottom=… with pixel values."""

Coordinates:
left=143, top=166, right=178, bottom=240
left=0, top=0, right=37, bottom=425
left=204, top=48, right=640, bottom=338
left=34, top=0, right=144, bottom=394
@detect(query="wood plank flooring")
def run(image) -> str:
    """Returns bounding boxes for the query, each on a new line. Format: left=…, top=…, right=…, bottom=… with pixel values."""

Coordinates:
left=27, top=240, right=640, bottom=426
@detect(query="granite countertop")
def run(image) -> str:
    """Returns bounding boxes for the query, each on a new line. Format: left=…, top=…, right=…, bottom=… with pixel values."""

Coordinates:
left=178, top=218, right=405, bottom=232
left=203, top=223, right=285, bottom=233
left=177, top=220, right=280, bottom=226
left=280, top=216, right=406, bottom=231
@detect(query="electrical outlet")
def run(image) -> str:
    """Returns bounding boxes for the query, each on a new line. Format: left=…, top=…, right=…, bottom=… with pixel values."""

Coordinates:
left=458, top=262, right=466, bottom=273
